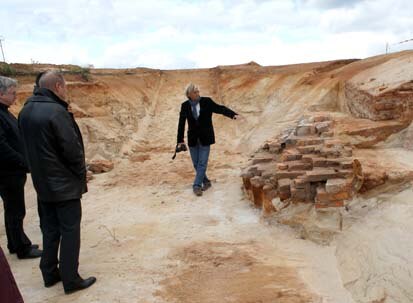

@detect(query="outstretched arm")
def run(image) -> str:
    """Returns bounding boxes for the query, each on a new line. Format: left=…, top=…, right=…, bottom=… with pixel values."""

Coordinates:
left=177, top=103, right=186, bottom=144
left=208, top=98, right=238, bottom=119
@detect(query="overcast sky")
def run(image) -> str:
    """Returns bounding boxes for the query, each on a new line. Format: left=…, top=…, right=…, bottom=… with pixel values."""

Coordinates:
left=1, top=0, right=413, bottom=69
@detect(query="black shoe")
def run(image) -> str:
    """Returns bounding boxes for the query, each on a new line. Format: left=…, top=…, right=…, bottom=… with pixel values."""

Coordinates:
left=10, top=244, right=39, bottom=254
left=64, top=276, right=97, bottom=294
left=193, top=187, right=203, bottom=196
left=44, top=272, right=61, bottom=288
left=202, top=181, right=212, bottom=191
left=17, top=248, right=42, bottom=259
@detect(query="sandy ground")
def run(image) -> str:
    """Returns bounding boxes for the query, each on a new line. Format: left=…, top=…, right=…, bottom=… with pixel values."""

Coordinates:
left=4, top=51, right=413, bottom=303
left=337, top=187, right=413, bottom=303
left=1, top=148, right=356, bottom=303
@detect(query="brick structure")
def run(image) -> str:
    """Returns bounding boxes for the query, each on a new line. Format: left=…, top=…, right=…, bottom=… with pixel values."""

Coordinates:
left=241, top=115, right=364, bottom=213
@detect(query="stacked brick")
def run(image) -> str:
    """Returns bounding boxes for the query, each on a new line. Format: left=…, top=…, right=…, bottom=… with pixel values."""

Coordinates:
left=241, top=115, right=363, bottom=213
left=344, top=81, right=413, bottom=121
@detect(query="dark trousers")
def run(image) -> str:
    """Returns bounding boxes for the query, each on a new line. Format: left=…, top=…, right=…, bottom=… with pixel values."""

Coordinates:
left=38, top=199, right=81, bottom=288
left=0, top=246, right=24, bottom=303
left=0, top=174, right=32, bottom=257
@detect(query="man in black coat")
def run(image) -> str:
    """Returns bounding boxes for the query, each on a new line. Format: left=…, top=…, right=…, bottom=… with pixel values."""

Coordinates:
left=0, top=76, right=42, bottom=259
left=176, top=83, right=239, bottom=196
left=19, top=71, right=96, bottom=294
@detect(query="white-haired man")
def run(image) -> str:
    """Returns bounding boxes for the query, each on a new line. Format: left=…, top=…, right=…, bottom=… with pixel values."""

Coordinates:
left=176, top=83, right=239, bottom=196
left=0, top=75, right=42, bottom=259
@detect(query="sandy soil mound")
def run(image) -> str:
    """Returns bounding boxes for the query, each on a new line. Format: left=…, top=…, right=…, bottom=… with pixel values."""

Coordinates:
left=156, top=242, right=319, bottom=303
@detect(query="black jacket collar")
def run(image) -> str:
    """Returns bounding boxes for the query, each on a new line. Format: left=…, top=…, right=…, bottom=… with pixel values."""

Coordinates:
left=0, top=102, right=8, bottom=112
left=32, top=87, right=69, bottom=110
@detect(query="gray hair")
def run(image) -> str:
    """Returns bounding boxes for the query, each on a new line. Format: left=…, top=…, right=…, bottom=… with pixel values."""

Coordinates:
left=185, top=83, right=199, bottom=98
left=38, top=70, right=65, bottom=90
left=0, top=76, right=17, bottom=94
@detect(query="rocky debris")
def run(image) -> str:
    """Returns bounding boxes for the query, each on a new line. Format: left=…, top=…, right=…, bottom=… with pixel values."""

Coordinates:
left=87, top=159, right=114, bottom=174
left=129, top=154, right=151, bottom=163
left=335, top=116, right=408, bottom=148
left=241, top=114, right=364, bottom=214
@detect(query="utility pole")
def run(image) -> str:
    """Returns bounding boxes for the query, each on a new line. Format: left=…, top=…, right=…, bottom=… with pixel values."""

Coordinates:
left=0, top=36, right=5, bottom=62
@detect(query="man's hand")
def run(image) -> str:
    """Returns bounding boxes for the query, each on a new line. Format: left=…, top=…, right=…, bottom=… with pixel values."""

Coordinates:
left=233, top=114, right=246, bottom=122
left=177, top=142, right=187, bottom=152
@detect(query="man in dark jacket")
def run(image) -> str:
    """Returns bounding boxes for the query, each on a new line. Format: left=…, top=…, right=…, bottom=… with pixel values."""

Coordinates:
left=0, top=76, right=42, bottom=259
left=176, top=83, right=239, bottom=196
left=19, top=71, right=96, bottom=294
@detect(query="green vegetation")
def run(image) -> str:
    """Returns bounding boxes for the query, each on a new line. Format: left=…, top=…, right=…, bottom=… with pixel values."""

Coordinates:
left=0, top=62, right=16, bottom=76
left=0, top=63, right=92, bottom=81
left=67, top=66, right=91, bottom=81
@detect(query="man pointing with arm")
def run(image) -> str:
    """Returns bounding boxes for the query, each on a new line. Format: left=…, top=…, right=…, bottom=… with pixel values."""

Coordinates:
left=177, top=83, right=240, bottom=197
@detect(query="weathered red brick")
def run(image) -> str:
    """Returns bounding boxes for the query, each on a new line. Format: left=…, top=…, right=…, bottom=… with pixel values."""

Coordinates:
left=241, top=172, right=253, bottom=190
left=315, top=200, right=344, bottom=208
left=296, top=138, right=325, bottom=146
left=321, top=131, right=334, bottom=138
left=301, top=155, right=317, bottom=163
left=316, top=190, right=350, bottom=203
left=262, top=184, right=277, bottom=214
left=313, top=116, right=331, bottom=122
left=315, top=121, right=333, bottom=134
left=374, top=102, right=398, bottom=111
left=320, top=147, right=342, bottom=158
left=251, top=157, right=274, bottom=165
left=279, top=191, right=291, bottom=201
left=337, top=170, right=353, bottom=178
left=287, top=161, right=313, bottom=171
left=291, top=187, right=308, bottom=202
left=277, top=163, right=288, bottom=170
left=281, top=153, right=303, bottom=161
left=250, top=176, right=265, bottom=208
left=277, top=178, right=292, bottom=191
left=295, top=124, right=316, bottom=136
left=326, top=178, right=350, bottom=194
left=324, top=139, right=343, bottom=148
left=293, top=177, right=310, bottom=189
left=304, top=168, right=340, bottom=182
left=296, top=145, right=321, bottom=154
left=275, top=171, right=306, bottom=180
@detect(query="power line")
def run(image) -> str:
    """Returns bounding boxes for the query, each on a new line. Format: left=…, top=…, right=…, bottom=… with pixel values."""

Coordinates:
left=386, top=37, right=413, bottom=54
left=395, top=38, right=413, bottom=45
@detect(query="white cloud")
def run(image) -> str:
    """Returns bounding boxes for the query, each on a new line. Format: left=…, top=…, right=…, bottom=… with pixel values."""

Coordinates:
left=1, top=0, right=412, bottom=68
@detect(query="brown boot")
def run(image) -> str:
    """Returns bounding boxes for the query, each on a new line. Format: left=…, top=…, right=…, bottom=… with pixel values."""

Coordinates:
left=193, top=187, right=203, bottom=196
